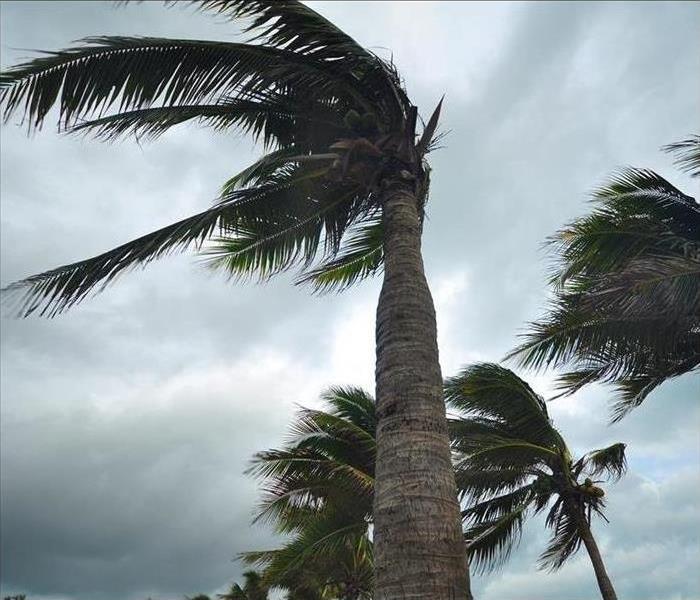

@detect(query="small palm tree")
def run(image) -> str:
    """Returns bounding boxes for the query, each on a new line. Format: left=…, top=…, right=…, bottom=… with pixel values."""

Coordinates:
left=218, top=570, right=268, bottom=600
left=244, top=387, right=375, bottom=600
left=445, top=363, right=628, bottom=600
left=508, top=137, right=700, bottom=420
left=0, top=3, right=468, bottom=595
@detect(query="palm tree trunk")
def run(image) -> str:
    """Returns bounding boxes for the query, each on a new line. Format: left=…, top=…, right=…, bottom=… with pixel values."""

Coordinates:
left=563, top=493, right=618, bottom=600
left=578, top=517, right=618, bottom=600
left=373, top=179, right=470, bottom=599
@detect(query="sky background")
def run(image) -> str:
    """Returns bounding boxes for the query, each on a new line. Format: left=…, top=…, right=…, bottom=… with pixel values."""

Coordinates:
left=1, top=1, right=699, bottom=599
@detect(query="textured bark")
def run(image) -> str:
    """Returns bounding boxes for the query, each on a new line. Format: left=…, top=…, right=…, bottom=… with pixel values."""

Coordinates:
left=578, top=517, right=619, bottom=600
left=373, top=179, right=470, bottom=599
left=562, top=492, right=618, bottom=600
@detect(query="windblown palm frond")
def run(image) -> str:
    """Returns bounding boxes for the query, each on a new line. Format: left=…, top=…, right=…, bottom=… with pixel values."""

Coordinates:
left=244, top=386, right=375, bottom=595
left=464, top=505, right=527, bottom=575
left=1, top=1, right=442, bottom=316
left=577, top=443, right=628, bottom=482
left=663, top=135, right=700, bottom=177
left=445, top=363, right=565, bottom=451
left=507, top=156, right=700, bottom=420
left=448, top=363, right=627, bottom=580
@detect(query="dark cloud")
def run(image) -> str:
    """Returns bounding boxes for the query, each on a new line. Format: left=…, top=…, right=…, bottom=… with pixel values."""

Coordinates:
left=1, top=2, right=699, bottom=599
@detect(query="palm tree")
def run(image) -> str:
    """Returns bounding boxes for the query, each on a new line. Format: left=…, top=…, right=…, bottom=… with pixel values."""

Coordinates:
left=218, top=570, right=269, bottom=600
left=0, top=2, right=467, bottom=596
left=244, top=387, right=375, bottom=600
left=445, top=363, right=628, bottom=600
left=507, top=138, right=700, bottom=420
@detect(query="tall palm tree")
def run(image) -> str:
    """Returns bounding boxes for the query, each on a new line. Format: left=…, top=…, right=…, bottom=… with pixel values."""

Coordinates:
left=445, top=363, right=628, bottom=600
left=0, top=2, right=468, bottom=596
left=508, top=138, right=700, bottom=420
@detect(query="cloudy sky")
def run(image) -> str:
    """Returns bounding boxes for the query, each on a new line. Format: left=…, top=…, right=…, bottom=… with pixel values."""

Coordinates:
left=1, top=1, right=699, bottom=599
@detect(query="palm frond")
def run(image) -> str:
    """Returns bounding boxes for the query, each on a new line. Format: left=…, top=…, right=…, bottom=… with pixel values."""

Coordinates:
left=203, top=180, right=371, bottom=283
left=297, top=219, right=384, bottom=293
left=507, top=165, right=700, bottom=418
left=539, top=502, right=582, bottom=571
left=454, top=465, right=532, bottom=504
left=246, top=386, right=375, bottom=539
left=0, top=36, right=366, bottom=133
left=464, top=505, right=529, bottom=575
left=190, top=1, right=411, bottom=120
left=415, top=96, right=443, bottom=156
left=243, top=511, right=369, bottom=584
left=1, top=167, right=332, bottom=316
left=462, top=484, right=535, bottom=525
left=70, top=95, right=345, bottom=149
left=579, top=443, right=628, bottom=482
left=663, top=135, right=700, bottom=178
left=445, top=363, right=563, bottom=449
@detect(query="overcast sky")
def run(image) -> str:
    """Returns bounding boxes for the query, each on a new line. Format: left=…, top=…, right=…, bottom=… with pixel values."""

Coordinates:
left=1, top=2, right=699, bottom=599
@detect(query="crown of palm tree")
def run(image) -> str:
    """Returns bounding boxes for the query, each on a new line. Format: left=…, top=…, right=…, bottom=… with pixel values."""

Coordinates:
left=0, top=0, right=443, bottom=317
left=445, top=363, right=628, bottom=574
left=507, top=138, right=700, bottom=420
left=218, top=570, right=269, bottom=600
left=243, top=386, right=375, bottom=598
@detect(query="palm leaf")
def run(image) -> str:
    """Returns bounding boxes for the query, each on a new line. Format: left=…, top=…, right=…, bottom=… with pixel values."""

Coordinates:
left=445, top=363, right=563, bottom=449
left=539, top=502, right=582, bottom=571
left=507, top=164, right=699, bottom=418
left=579, top=443, right=627, bottom=482
left=297, top=219, right=384, bottom=293
left=0, top=36, right=367, bottom=132
left=1, top=167, right=332, bottom=316
left=663, top=135, right=700, bottom=178
left=191, top=0, right=410, bottom=119
left=464, top=504, right=529, bottom=575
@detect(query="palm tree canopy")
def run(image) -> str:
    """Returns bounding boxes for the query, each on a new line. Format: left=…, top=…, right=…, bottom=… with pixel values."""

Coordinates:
left=445, top=363, right=628, bottom=573
left=507, top=140, right=700, bottom=420
left=243, top=386, right=375, bottom=598
left=217, top=570, right=269, bottom=600
left=0, top=0, right=444, bottom=316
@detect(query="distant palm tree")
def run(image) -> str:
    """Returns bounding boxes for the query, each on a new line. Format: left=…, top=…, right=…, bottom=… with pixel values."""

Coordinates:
left=218, top=570, right=269, bottom=600
left=0, top=2, right=467, bottom=595
left=508, top=137, right=699, bottom=420
left=245, top=387, right=375, bottom=600
left=445, top=363, right=628, bottom=600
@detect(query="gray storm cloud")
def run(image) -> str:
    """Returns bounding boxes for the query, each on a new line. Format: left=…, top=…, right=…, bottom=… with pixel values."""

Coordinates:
left=1, top=2, right=699, bottom=599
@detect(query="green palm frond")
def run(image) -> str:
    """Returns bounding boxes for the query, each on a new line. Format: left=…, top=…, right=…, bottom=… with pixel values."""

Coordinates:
left=464, top=505, right=528, bottom=575
left=445, top=363, right=564, bottom=449
left=539, top=501, right=582, bottom=571
left=453, top=465, right=531, bottom=504
left=192, top=0, right=411, bottom=118
left=579, top=443, right=628, bottom=482
left=218, top=570, right=269, bottom=600
left=0, top=36, right=367, bottom=133
left=1, top=167, right=328, bottom=316
left=462, top=484, right=535, bottom=525
left=298, top=219, right=384, bottom=293
left=663, top=135, right=700, bottom=178
left=70, top=96, right=345, bottom=148
left=508, top=162, right=700, bottom=418
left=242, top=511, right=370, bottom=590
left=244, top=385, right=375, bottom=595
